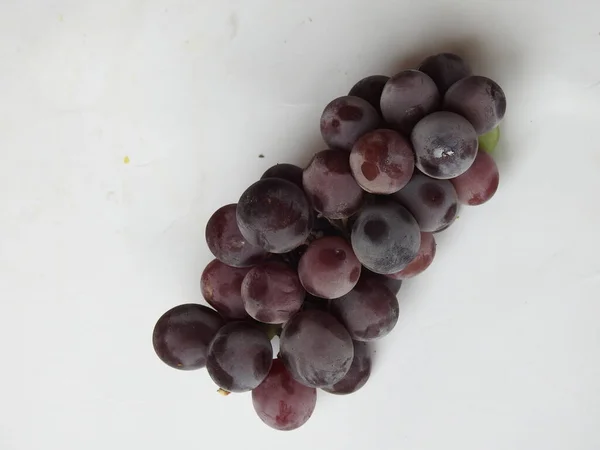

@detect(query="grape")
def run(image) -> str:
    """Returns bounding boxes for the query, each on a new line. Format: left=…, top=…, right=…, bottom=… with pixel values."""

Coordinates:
left=322, top=341, right=371, bottom=395
left=261, top=163, right=304, bottom=189
left=349, top=129, right=415, bottom=194
left=411, top=111, right=478, bottom=179
left=201, top=259, right=250, bottom=320
left=206, top=321, right=273, bottom=393
left=252, top=359, right=317, bottom=431
left=241, top=261, right=305, bottom=324
left=348, top=75, right=389, bottom=115
left=478, top=126, right=500, bottom=153
left=450, top=150, right=500, bottom=205
left=280, top=310, right=353, bottom=388
left=205, top=204, right=268, bottom=268
left=380, top=70, right=440, bottom=135
left=152, top=304, right=224, bottom=370
left=298, top=236, right=361, bottom=299
left=302, top=149, right=364, bottom=219
left=387, top=232, right=436, bottom=280
left=350, top=200, right=420, bottom=274
left=237, top=178, right=312, bottom=253
left=361, top=268, right=402, bottom=295
left=330, top=277, right=399, bottom=341
left=443, top=75, right=507, bottom=135
left=392, top=172, right=458, bottom=233
left=320, top=96, right=380, bottom=150
left=302, top=294, right=330, bottom=312
left=418, top=53, right=472, bottom=94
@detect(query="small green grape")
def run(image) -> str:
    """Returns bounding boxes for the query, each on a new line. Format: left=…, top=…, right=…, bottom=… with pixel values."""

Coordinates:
left=478, top=126, right=500, bottom=153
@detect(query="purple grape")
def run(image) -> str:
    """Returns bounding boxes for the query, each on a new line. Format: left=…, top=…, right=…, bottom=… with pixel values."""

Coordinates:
left=349, top=129, right=415, bottom=194
left=261, top=163, right=304, bottom=189
left=380, top=70, right=440, bottom=135
left=387, top=231, right=436, bottom=280
left=152, top=304, right=224, bottom=370
left=237, top=178, right=312, bottom=253
left=322, top=341, right=371, bottom=395
left=330, top=277, right=399, bottom=341
left=418, top=53, right=472, bottom=94
left=348, top=75, right=389, bottom=115
left=320, top=96, right=380, bottom=150
left=200, top=259, right=250, bottom=320
left=392, top=172, right=458, bottom=233
left=443, top=75, right=507, bottom=135
left=252, top=359, right=317, bottom=431
left=206, top=321, right=273, bottom=393
left=450, top=150, right=500, bottom=205
left=205, top=204, right=268, bottom=268
left=411, top=111, right=478, bottom=179
left=350, top=200, right=421, bottom=274
left=303, top=149, right=364, bottom=219
left=241, top=261, right=305, bottom=324
left=280, top=310, right=353, bottom=388
left=298, top=236, right=361, bottom=300
left=361, top=268, right=402, bottom=295
left=302, top=294, right=330, bottom=312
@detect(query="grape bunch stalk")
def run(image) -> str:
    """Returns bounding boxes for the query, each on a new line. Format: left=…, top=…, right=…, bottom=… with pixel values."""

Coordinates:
left=152, top=52, right=506, bottom=431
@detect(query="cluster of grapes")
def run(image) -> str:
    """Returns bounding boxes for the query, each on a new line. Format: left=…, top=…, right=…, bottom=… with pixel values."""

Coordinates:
left=153, top=53, right=506, bottom=431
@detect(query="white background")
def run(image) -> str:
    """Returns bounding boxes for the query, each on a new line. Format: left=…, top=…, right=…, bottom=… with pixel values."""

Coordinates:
left=1, top=1, right=599, bottom=449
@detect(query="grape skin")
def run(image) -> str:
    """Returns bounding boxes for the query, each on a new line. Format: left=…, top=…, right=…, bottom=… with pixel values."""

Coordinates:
left=348, top=75, right=389, bottom=115
left=241, top=261, right=305, bottom=324
left=450, top=150, right=500, bottom=205
left=443, top=75, right=507, bottom=135
left=330, top=277, right=399, bottom=341
left=206, top=321, right=273, bottom=393
left=252, top=359, right=317, bottom=431
left=303, top=149, right=364, bottom=219
left=152, top=304, right=224, bottom=370
left=205, top=204, right=268, bottom=268
left=411, top=111, right=478, bottom=179
left=201, top=259, right=250, bottom=320
left=320, top=96, right=380, bottom=151
left=418, top=53, right=472, bottom=95
left=298, top=236, right=361, bottom=300
left=349, top=129, right=415, bottom=194
left=280, top=310, right=354, bottom=388
left=322, top=341, right=371, bottom=395
left=261, top=163, right=304, bottom=189
left=361, top=268, right=402, bottom=295
left=387, top=232, right=436, bottom=280
left=237, top=178, right=312, bottom=253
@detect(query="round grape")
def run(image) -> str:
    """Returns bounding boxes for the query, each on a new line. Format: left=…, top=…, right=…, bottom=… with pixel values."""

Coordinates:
left=152, top=304, right=224, bottom=370
left=450, top=150, right=500, bottom=205
left=348, top=75, right=389, bottom=115
left=201, top=259, right=250, bottom=320
left=206, top=321, right=273, bottom=393
left=418, top=53, right=472, bottom=94
left=261, top=163, right=304, bottom=189
left=237, top=178, right=312, bottom=253
left=349, top=129, right=415, bottom=194
left=280, top=310, right=353, bottom=388
left=361, top=268, right=402, bottom=295
left=387, top=231, right=436, bottom=280
left=322, top=341, right=371, bottom=395
left=320, top=96, right=380, bottom=150
left=298, top=236, right=361, bottom=300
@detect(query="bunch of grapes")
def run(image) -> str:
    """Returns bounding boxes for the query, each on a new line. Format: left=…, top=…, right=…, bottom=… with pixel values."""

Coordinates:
left=152, top=53, right=506, bottom=431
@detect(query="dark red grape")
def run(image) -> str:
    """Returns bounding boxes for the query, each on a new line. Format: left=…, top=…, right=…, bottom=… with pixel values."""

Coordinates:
left=298, top=236, right=361, bottom=299
left=349, top=129, right=415, bottom=194
left=411, top=111, right=478, bottom=179
left=201, top=259, right=250, bottom=320
left=392, top=172, right=458, bottom=233
left=152, top=304, right=224, bottom=370
left=348, top=75, right=389, bottom=115
left=302, top=149, right=364, bottom=219
left=361, top=268, right=402, bottom=295
left=418, top=53, right=472, bottom=94
left=350, top=200, right=420, bottom=274
left=322, top=341, right=371, bottom=395
left=302, top=294, right=330, bottom=312
left=252, top=359, right=317, bottom=431
left=206, top=321, right=273, bottom=393
left=261, top=163, right=304, bottom=189
left=280, top=310, right=353, bottom=388
left=241, top=261, right=305, bottom=324
left=205, top=204, right=268, bottom=268
left=236, top=178, right=312, bottom=253
left=380, top=70, right=440, bottom=135
left=450, top=150, right=500, bottom=205
left=320, top=96, right=380, bottom=150
left=330, top=277, right=399, bottom=341
left=443, top=75, right=507, bottom=135
left=387, top=231, right=436, bottom=280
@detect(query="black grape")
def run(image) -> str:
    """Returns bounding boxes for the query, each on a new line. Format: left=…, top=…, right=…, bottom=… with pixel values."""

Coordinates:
left=201, top=259, right=250, bottom=320
left=320, top=96, right=380, bottom=150
left=261, top=163, right=304, bottom=189
left=348, top=75, right=389, bottom=115
left=361, top=268, right=402, bottom=295
left=419, top=53, right=472, bottom=94
left=322, top=341, right=371, bottom=395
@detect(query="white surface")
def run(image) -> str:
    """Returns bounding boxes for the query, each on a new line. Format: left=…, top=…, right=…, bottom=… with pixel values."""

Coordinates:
left=1, top=1, right=600, bottom=449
